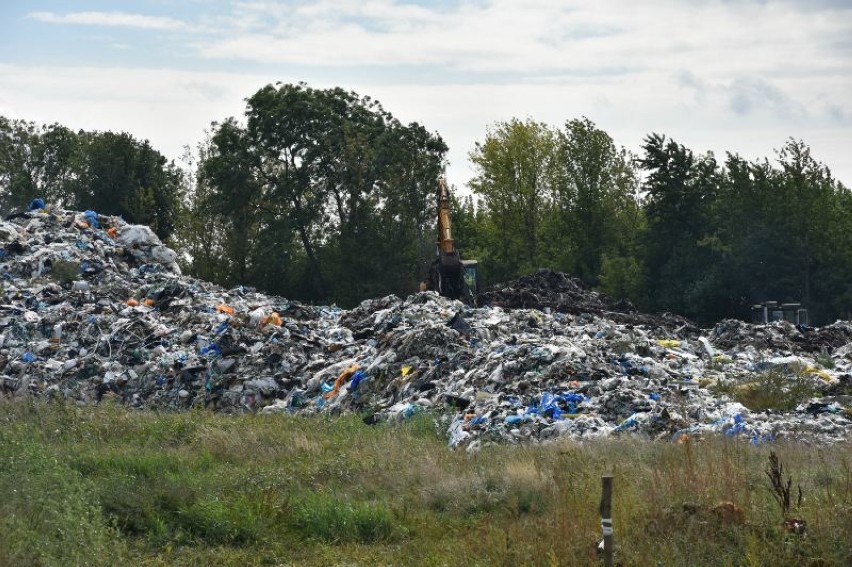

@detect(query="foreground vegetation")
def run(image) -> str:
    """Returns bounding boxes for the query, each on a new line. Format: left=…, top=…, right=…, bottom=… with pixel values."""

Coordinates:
left=1, top=399, right=850, bottom=566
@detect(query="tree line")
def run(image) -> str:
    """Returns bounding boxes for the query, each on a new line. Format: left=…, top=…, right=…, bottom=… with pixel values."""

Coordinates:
left=1, top=83, right=849, bottom=325
left=458, top=118, right=852, bottom=325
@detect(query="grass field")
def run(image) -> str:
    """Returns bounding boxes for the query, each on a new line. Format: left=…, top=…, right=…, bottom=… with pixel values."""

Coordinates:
left=1, top=399, right=850, bottom=566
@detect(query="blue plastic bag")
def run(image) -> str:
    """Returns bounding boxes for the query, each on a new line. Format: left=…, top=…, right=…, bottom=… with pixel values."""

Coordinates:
left=199, top=343, right=221, bottom=357
left=348, top=370, right=367, bottom=391
left=725, top=413, right=747, bottom=436
left=83, top=210, right=100, bottom=228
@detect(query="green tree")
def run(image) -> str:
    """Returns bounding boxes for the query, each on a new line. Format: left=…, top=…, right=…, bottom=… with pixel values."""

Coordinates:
left=639, top=133, right=722, bottom=321
left=638, top=135, right=851, bottom=325
left=0, top=117, right=80, bottom=211
left=196, top=119, right=267, bottom=285
left=173, top=141, right=229, bottom=283
left=194, top=83, right=447, bottom=304
left=468, top=118, right=559, bottom=283
left=556, top=117, right=642, bottom=286
left=597, top=253, right=646, bottom=303
left=0, top=117, right=182, bottom=240
left=367, top=120, right=448, bottom=298
left=74, top=131, right=182, bottom=239
left=765, top=139, right=851, bottom=323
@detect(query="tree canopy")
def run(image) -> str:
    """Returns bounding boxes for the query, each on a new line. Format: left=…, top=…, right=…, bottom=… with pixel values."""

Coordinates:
left=461, top=121, right=850, bottom=325
left=3, top=85, right=851, bottom=324
left=0, top=117, right=182, bottom=239
left=182, top=83, right=447, bottom=305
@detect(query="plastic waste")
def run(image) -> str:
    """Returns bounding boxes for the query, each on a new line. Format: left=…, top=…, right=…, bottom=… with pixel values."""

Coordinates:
left=83, top=210, right=100, bottom=228
left=0, top=208, right=847, bottom=448
left=324, top=365, right=359, bottom=399
left=348, top=370, right=367, bottom=391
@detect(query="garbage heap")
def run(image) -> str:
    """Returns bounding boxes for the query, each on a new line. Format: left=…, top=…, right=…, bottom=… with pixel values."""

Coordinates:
left=1, top=208, right=850, bottom=448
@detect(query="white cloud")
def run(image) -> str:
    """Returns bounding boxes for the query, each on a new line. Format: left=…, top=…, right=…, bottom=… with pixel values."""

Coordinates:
left=195, top=1, right=606, bottom=72
left=4, top=1, right=851, bottom=187
left=186, top=0, right=851, bottom=82
left=0, top=63, right=849, bottom=188
left=0, top=64, right=263, bottom=151
left=27, top=11, right=188, bottom=31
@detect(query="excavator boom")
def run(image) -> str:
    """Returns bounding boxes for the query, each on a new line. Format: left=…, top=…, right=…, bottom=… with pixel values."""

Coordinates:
left=437, top=178, right=455, bottom=255
left=426, top=177, right=478, bottom=304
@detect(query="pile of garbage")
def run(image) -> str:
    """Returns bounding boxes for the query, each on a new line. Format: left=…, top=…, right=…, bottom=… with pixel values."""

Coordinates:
left=1, top=206, right=850, bottom=448
left=480, top=269, right=698, bottom=332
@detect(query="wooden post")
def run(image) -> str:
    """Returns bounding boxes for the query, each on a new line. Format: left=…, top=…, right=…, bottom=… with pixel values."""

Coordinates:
left=600, top=475, right=614, bottom=567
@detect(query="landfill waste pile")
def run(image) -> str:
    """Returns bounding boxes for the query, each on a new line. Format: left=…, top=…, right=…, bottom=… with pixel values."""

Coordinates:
left=480, top=269, right=699, bottom=332
left=2, top=206, right=851, bottom=449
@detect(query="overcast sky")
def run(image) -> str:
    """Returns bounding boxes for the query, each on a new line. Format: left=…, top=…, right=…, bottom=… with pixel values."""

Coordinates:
left=1, top=0, right=850, bottom=188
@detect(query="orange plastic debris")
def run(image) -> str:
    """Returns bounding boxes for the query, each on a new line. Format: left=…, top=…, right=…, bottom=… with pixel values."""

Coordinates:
left=107, top=227, right=118, bottom=238
left=143, top=298, right=155, bottom=307
left=259, top=312, right=283, bottom=327
left=216, top=304, right=235, bottom=315
left=323, top=365, right=359, bottom=399
left=126, top=298, right=139, bottom=307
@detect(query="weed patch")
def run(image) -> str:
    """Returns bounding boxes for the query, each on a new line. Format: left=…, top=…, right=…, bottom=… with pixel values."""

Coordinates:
left=288, top=492, right=399, bottom=543
left=0, top=435, right=128, bottom=566
left=177, top=496, right=261, bottom=544
left=714, top=369, right=815, bottom=412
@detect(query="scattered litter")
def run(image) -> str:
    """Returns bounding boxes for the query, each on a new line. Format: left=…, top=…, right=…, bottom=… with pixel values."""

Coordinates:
left=0, top=209, right=850, bottom=448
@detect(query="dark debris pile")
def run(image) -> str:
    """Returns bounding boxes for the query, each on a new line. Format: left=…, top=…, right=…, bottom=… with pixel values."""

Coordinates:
left=480, top=269, right=698, bottom=333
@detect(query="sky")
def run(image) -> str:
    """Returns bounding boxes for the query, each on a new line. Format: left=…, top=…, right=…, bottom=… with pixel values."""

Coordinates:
left=1, top=0, right=850, bottom=188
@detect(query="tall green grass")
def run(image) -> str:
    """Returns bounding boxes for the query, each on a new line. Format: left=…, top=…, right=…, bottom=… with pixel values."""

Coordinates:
left=0, top=398, right=850, bottom=566
left=0, top=432, right=127, bottom=566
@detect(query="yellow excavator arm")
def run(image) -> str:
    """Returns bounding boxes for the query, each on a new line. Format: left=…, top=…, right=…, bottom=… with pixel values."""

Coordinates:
left=426, top=177, right=478, bottom=304
left=437, top=178, right=455, bottom=255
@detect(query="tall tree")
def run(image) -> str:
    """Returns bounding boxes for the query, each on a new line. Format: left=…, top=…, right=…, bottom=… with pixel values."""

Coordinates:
left=557, top=117, right=641, bottom=284
left=197, top=119, right=267, bottom=285
left=769, top=139, right=851, bottom=322
left=194, top=83, right=447, bottom=305
left=368, top=120, right=448, bottom=297
left=469, top=118, right=558, bottom=282
left=74, top=131, right=182, bottom=239
left=639, top=133, right=722, bottom=320
left=0, top=117, right=182, bottom=240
